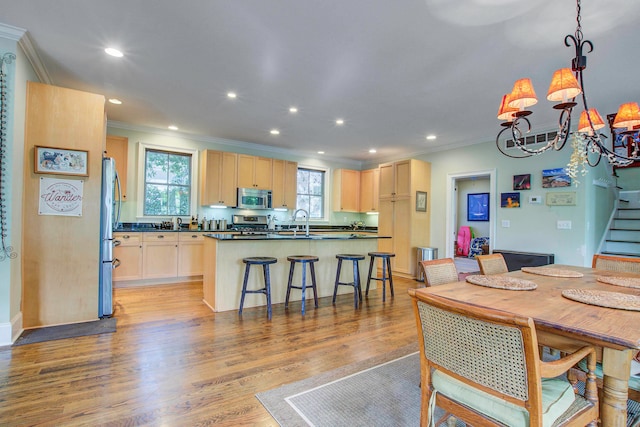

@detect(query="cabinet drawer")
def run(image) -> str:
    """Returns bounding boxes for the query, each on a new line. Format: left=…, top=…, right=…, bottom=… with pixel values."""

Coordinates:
left=142, top=232, right=178, bottom=242
left=114, top=232, right=141, bottom=246
left=179, top=232, right=205, bottom=242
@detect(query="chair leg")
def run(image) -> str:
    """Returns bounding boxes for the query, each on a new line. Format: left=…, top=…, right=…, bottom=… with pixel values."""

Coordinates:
left=300, top=262, right=307, bottom=315
left=365, top=256, right=374, bottom=296
left=333, top=258, right=342, bottom=304
left=387, top=257, right=394, bottom=297
left=285, top=261, right=295, bottom=309
left=352, top=260, right=359, bottom=308
left=239, top=264, right=251, bottom=315
left=356, top=261, right=363, bottom=303
left=381, top=258, right=387, bottom=302
left=263, top=264, right=272, bottom=320
left=309, top=261, right=319, bottom=308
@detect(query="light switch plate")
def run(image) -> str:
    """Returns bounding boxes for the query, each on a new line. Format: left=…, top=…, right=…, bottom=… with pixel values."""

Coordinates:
left=557, top=220, right=572, bottom=230
left=501, top=220, right=510, bottom=228
left=529, top=195, right=542, bottom=204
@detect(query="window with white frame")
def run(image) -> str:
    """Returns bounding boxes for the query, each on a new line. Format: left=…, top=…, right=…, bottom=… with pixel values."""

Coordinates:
left=296, top=167, right=325, bottom=219
left=138, top=143, right=197, bottom=217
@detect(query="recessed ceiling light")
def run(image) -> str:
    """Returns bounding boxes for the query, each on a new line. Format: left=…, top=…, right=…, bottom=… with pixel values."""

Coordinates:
left=104, top=47, right=123, bottom=58
left=227, top=92, right=237, bottom=99
left=270, top=129, right=280, bottom=135
left=335, top=119, right=344, bottom=125
left=317, top=151, right=325, bottom=154
left=426, top=134, right=437, bottom=140
left=289, top=107, right=298, bottom=113
left=369, top=149, right=377, bottom=154
left=168, top=125, right=178, bottom=131
left=108, top=98, right=122, bottom=105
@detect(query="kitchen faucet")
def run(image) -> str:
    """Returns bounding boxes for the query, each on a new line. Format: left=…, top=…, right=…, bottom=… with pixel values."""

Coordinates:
left=293, top=209, right=310, bottom=237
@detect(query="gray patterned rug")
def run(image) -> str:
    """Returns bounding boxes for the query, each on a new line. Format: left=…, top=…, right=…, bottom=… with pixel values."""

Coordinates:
left=13, top=317, right=116, bottom=346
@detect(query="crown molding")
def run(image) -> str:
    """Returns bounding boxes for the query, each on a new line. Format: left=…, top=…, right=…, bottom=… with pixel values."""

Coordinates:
left=17, top=31, right=52, bottom=84
left=0, top=23, right=25, bottom=41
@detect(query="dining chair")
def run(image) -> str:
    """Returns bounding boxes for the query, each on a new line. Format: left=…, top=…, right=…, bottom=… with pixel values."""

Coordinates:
left=408, top=288, right=599, bottom=427
left=476, top=253, right=508, bottom=275
left=592, top=254, right=640, bottom=274
left=419, top=258, right=459, bottom=287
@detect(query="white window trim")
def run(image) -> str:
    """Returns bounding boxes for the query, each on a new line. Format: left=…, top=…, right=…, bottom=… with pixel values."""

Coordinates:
left=297, top=164, right=329, bottom=222
left=136, top=142, right=199, bottom=220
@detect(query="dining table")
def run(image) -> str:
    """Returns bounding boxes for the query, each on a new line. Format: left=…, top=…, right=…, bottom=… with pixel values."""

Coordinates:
left=414, top=264, right=640, bottom=427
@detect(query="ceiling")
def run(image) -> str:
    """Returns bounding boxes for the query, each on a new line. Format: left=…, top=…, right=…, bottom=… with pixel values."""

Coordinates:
left=1, top=0, right=639, bottom=163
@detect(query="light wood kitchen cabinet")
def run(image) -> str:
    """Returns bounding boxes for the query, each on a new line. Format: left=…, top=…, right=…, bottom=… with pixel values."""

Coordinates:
left=200, top=150, right=237, bottom=206
left=142, top=233, right=179, bottom=279
left=377, top=159, right=431, bottom=278
left=332, top=169, right=360, bottom=212
left=237, top=154, right=273, bottom=189
left=359, top=168, right=379, bottom=213
left=105, top=135, right=128, bottom=200
left=113, top=232, right=142, bottom=281
left=272, top=159, right=298, bottom=209
left=178, top=232, right=205, bottom=276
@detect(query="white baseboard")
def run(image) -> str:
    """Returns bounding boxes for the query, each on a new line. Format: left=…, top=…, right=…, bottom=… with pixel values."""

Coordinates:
left=0, top=311, right=22, bottom=346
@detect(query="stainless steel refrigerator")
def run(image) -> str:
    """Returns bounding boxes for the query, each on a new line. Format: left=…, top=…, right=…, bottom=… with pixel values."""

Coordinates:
left=99, top=157, right=122, bottom=317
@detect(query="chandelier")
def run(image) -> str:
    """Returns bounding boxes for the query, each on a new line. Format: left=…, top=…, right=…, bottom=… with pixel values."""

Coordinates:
left=495, top=0, right=640, bottom=168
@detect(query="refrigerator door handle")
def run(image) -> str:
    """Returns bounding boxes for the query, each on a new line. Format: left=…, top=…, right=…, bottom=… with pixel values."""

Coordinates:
left=114, top=239, right=121, bottom=247
left=114, top=170, right=122, bottom=228
left=113, top=258, right=121, bottom=269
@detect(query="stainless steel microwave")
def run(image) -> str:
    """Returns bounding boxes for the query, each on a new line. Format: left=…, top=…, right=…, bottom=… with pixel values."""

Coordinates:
left=237, top=188, right=272, bottom=209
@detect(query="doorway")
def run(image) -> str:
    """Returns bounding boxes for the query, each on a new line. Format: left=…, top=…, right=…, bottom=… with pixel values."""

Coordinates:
left=445, top=169, right=496, bottom=260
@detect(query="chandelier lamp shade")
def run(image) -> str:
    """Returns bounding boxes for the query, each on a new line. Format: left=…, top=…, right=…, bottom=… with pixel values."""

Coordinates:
left=495, top=0, right=640, bottom=168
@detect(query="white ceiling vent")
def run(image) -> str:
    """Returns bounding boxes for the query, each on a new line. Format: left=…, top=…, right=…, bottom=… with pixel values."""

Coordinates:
left=505, top=131, right=558, bottom=149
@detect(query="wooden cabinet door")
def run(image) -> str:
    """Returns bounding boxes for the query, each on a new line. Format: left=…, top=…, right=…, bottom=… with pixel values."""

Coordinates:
left=333, top=169, right=360, bottom=212
left=379, top=162, right=395, bottom=199
left=377, top=199, right=394, bottom=254
left=113, top=233, right=142, bottom=281
left=106, top=135, right=128, bottom=200
left=392, top=197, right=412, bottom=273
left=237, top=154, right=255, bottom=188
left=360, top=168, right=379, bottom=213
left=254, top=157, right=273, bottom=189
left=200, top=150, right=221, bottom=206
left=219, top=152, right=238, bottom=206
left=284, top=160, right=298, bottom=208
left=178, top=233, right=204, bottom=276
left=142, top=234, right=178, bottom=279
left=394, top=160, right=412, bottom=198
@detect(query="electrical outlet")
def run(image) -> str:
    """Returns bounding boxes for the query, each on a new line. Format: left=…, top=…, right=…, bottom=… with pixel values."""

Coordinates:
left=557, top=220, right=572, bottom=230
left=501, top=220, right=510, bottom=228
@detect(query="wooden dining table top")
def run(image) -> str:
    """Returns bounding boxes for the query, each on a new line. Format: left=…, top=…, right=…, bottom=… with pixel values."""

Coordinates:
left=415, top=265, right=640, bottom=351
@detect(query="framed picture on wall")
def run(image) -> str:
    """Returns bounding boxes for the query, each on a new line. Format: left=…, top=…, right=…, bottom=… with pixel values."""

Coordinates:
left=416, top=191, right=427, bottom=212
left=501, top=192, right=520, bottom=208
left=542, top=168, right=571, bottom=188
left=513, top=174, right=531, bottom=190
left=34, top=146, right=89, bottom=176
left=467, top=192, right=489, bottom=221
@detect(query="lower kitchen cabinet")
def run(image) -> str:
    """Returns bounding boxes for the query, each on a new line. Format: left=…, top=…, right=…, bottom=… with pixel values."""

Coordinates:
left=113, top=232, right=142, bottom=281
left=142, top=233, right=179, bottom=279
left=178, top=232, right=204, bottom=276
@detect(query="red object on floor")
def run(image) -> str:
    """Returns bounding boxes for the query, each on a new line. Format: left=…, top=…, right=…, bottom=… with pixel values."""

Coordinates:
left=456, top=226, right=471, bottom=257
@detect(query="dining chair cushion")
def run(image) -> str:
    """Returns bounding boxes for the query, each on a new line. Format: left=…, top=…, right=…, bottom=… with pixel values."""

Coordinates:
left=577, top=359, right=640, bottom=392
left=432, top=370, right=576, bottom=427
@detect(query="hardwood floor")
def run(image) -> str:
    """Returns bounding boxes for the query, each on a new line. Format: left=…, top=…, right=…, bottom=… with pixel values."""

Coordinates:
left=0, top=276, right=420, bottom=426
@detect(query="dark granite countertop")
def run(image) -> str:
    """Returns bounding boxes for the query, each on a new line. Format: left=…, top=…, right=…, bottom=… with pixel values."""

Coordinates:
left=204, top=232, right=387, bottom=241
left=114, top=222, right=378, bottom=233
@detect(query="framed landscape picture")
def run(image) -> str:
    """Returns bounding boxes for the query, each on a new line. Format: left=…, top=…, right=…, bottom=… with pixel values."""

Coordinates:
left=542, top=168, right=571, bottom=188
left=467, top=192, right=489, bottom=221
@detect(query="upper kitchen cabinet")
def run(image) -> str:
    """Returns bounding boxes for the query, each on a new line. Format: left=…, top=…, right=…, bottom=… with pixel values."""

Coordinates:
left=272, top=159, right=298, bottom=209
left=332, top=169, right=360, bottom=212
left=237, top=154, right=273, bottom=189
left=105, top=135, right=128, bottom=200
left=379, top=159, right=412, bottom=199
left=359, top=168, right=379, bottom=213
left=200, top=150, right=237, bottom=207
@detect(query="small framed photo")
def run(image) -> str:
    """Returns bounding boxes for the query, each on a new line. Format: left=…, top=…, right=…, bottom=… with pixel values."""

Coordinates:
left=34, top=146, right=89, bottom=176
left=542, top=168, right=571, bottom=188
left=501, top=192, right=520, bottom=208
left=416, top=191, right=427, bottom=212
left=513, top=174, right=531, bottom=190
left=467, top=192, right=489, bottom=221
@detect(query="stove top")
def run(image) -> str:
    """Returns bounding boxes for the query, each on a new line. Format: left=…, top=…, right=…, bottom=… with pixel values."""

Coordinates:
left=232, top=214, right=268, bottom=231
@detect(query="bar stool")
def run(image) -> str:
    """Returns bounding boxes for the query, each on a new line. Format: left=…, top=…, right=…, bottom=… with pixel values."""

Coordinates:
left=333, top=254, right=365, bottom=308
left=365, top=252, right=395, bottom=302
left=285, top=255, right=319, bottom=315
left=239, top=257, right=277, bottom=319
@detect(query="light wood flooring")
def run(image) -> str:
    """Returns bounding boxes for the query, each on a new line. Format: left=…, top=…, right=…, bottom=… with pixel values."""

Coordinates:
left=0, top=276, right=420, bottom=426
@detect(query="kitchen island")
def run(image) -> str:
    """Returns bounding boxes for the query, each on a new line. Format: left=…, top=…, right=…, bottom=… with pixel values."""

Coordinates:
left=202, top=233, right=390, bottom=312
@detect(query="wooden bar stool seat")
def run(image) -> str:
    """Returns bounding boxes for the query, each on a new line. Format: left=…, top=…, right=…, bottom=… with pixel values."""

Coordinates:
left=239, top=256, right=277, bottom=319
left=333, top=254, right=365, bottom=308
left=285, top=255, right=319, bottom=315
left=365, top=252, right=395, bottom=302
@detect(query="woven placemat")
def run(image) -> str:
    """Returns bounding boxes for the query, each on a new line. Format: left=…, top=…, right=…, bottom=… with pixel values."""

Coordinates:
left=521, top=266, right=584, bottom=278
left=562, top=289, right=640, bottom=311
left=466, top=274, right=537, bottom=290
left=596, top=275, right=640, bottom=289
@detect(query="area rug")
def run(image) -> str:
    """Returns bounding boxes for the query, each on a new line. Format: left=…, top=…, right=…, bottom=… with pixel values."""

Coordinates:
left=13, top=317, right=116, bottom=346
left=256, top=344, right=453, bottom=427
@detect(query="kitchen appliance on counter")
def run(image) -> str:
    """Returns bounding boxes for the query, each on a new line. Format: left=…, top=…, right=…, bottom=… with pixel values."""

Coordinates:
left=99, top=157, right=122, bottom=318
left=231, top=214, right=269, bottom=233
left=237, top=188, right=272, bottom=209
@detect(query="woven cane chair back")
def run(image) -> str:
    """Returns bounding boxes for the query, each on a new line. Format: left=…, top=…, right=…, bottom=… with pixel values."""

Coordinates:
left=408, top=290, right=599, bottom=427
left=592, top=254, right=640, bottom=274
left=419, top=258, right=459, bottom=287
left=476, top=253, right=508, bottom=275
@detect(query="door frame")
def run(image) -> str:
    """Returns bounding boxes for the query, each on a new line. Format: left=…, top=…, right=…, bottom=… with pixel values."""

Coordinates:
left=445, top=169, right=496, bottom=258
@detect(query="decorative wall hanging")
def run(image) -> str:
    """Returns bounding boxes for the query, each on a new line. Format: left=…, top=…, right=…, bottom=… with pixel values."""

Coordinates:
left=34, top=146, right=89, bottom=176
left=415, top=191, right=427, bottom=212
left=467, top=192, right=489, bottom=221
left=542, top=168, right=572, bottom=188
left=38, top=177, right=84, bottom=216
left=513, top=174, right=531, bottom=190
left=501, top=192, right=520, bottom=208
left=0, top=52, right=17, bottom=261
